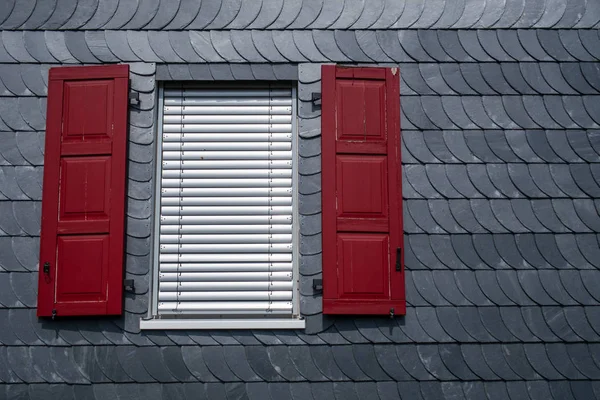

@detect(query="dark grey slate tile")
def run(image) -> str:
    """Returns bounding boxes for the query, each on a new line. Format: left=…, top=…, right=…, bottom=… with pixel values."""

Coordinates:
left=413, top=0, right=445, bottom=28
left=9, top=310, right=41, bottom=345
left=553, top=199, right=591, bottom=232
left=419, top=31, right=453, bottom=61
left=521, top=307, right=560, bottom=342
left=433, top=271, right=472, bottom=305
left=567, top=343, right=600, bottom=379
left=406, top=165, right=442, bottom=198
left=563, top=307, right=600, bottom=342
left=531, top=200, right=569, bottom=233
left=424, top=132, right=460, bottom=163
left=475, top=271, right=514, bottom=306
left=519, top=63, right=555, bottom=94
left=490, top=234, right=529, bottom=270
left=330, top=346, right=370, bottom=381
left=451, top=234, right=488, bottom=269
left=317, top=325, right=350, bottom=345
left=563, top=96, right=600, bottom=129
left=188, top=32, right=224, bottom=63
left=397, top=31, right=433, bottom=61
left=399, top=307, right=434, bottom=342
left=546, top=343, right=586, bottom=379
left=222, top=346, right=262, bottom=382
left=374, top=344, right=413, bottom=380
left=467, top=168, right=505, bottom=199
left=575, top=234, right=600, bottom=269
left=461, top=344, right=499, bottom=380
left=334, top=31, right=371, bottom=62
left=480, top=306, right=519, bottom=342
left=542, top=96, right=578, bottom=129
left=89, top=346, right=127, bottom=383
left=447, top=174, right=485, bottom=206
left=416, top=307, right=454, bottom=342
left=538, top=270, right=577, bottom=305
left=518, top=270, right=558, bottom=305
left=559, top=270, right=597, bottom=305
left=437, top=307, right=476, bottom=342
left=287, top=346, right=328, bottom=382
left=517, top=29, right=553, bottom=61
left=481, top=344, right=521, bottom=380
left=496, top=270, right=535, bottom=305
left=407, top=200, right=446, bottom=233
left=200, top=346, right=239, bottom=382
left=246, top=346, right=286, bottom=382
left=484, top=165, right=520, bottom=199
left=511, top=200, right=549, bottom=233
left=181, top=347, right=218, bottom=382
left=396, top=345, right=435, bottom=380
left=264, top=348, right=304, bottom=382
left=439, top=344, right=479, bottom=380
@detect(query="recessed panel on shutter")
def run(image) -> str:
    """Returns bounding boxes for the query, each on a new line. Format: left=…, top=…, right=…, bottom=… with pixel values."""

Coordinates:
left=155, top=83, right=297, bottom=315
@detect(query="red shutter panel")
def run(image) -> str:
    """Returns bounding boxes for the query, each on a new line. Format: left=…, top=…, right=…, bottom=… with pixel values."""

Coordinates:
left=322, top=65, right=404, bottom=315
left=37, top=65, right=129, bottom=317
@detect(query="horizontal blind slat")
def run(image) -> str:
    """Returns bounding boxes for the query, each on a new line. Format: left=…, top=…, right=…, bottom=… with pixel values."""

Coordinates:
left=164, top=89, right=291, bottom=97
left=161, top=178, right=292, bottom=188
left=160, top=234, right=292, bottom=244
left=163, top=133, right=292, bottom=142
left=161, top=197, right=292, bottom=206
left=162, top=150, right=292, bottom=160
left=161, top=206, right=292, bottom=216
left=161, top=187, right=292, bottom=197
left=160, top=243, right=293, bottom=253
left=164, top=105, right=292, bottom=115
left=163, top=98, right=292, bottom=106
left=159, top=262, right=292, bottom=272
left=162, top=169, right=292, bottom=179
left=160, top=271, right=292, bottom=282
left=160, top=215, right=292, bottom=225
left=164, top=115, right=292, bottom=124
left=158, top=301, right=292, bottom=312
left=163, top=124, right=292, bottom=133
left=160, top=253, right=292, bottom=262
left=158, top=291, right=292, bottom=301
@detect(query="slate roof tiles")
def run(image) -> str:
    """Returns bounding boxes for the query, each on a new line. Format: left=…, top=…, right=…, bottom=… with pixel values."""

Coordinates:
left=0, top=0, right=599, bottom=30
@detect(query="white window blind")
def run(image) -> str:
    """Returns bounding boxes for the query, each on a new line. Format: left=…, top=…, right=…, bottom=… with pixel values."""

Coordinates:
left=154, top=83, right=297, bottom=316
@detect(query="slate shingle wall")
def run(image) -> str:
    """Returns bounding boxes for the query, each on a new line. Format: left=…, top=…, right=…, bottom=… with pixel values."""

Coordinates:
left=1, top=0, right=600, bottom=399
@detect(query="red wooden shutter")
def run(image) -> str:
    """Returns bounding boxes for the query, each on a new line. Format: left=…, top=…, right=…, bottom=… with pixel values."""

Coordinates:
left=37, top=65, right=129, bottom=317
left=321, top=65, right=404, bottom=315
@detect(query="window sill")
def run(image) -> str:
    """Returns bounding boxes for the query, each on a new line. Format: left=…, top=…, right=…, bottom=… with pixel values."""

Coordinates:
left=139, top=317, right=306, bottom=330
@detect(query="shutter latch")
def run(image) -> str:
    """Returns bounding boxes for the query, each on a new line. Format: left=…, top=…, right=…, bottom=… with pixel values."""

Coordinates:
left=43, top=262, right=50, bottom=275
left=51, top=309, right=57, bottom=320
left=390, top=308, right=395, bottom=319
left=395, top=248, right=402, bottom=272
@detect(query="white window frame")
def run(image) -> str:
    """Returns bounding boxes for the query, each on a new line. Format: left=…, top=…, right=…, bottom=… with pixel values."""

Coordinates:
left=141, top=82, right=304, bottom=330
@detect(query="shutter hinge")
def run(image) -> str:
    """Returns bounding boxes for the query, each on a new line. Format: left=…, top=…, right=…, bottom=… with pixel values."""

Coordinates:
left=311, top=93, right=321, bottom=110
left=129, top=91, right=140, bottom=106
left=51, top=309, right=57, bottom=320
left=124, top=279, right=135, bottom=292
left=312, top=279, right=323, bottom=292
left=395, top=248, right=402, bottom=272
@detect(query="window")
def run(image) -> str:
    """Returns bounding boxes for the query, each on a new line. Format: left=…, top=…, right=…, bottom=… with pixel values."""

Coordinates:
left=142, top=82, right=304, bottom=329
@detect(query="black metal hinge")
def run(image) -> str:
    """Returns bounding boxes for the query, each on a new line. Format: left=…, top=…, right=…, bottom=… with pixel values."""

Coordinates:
left=313, top=279, right=323, bottom=292
left=124, top=279, right=135, bottom=292
left=396, top=248, right=402, bottom=272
